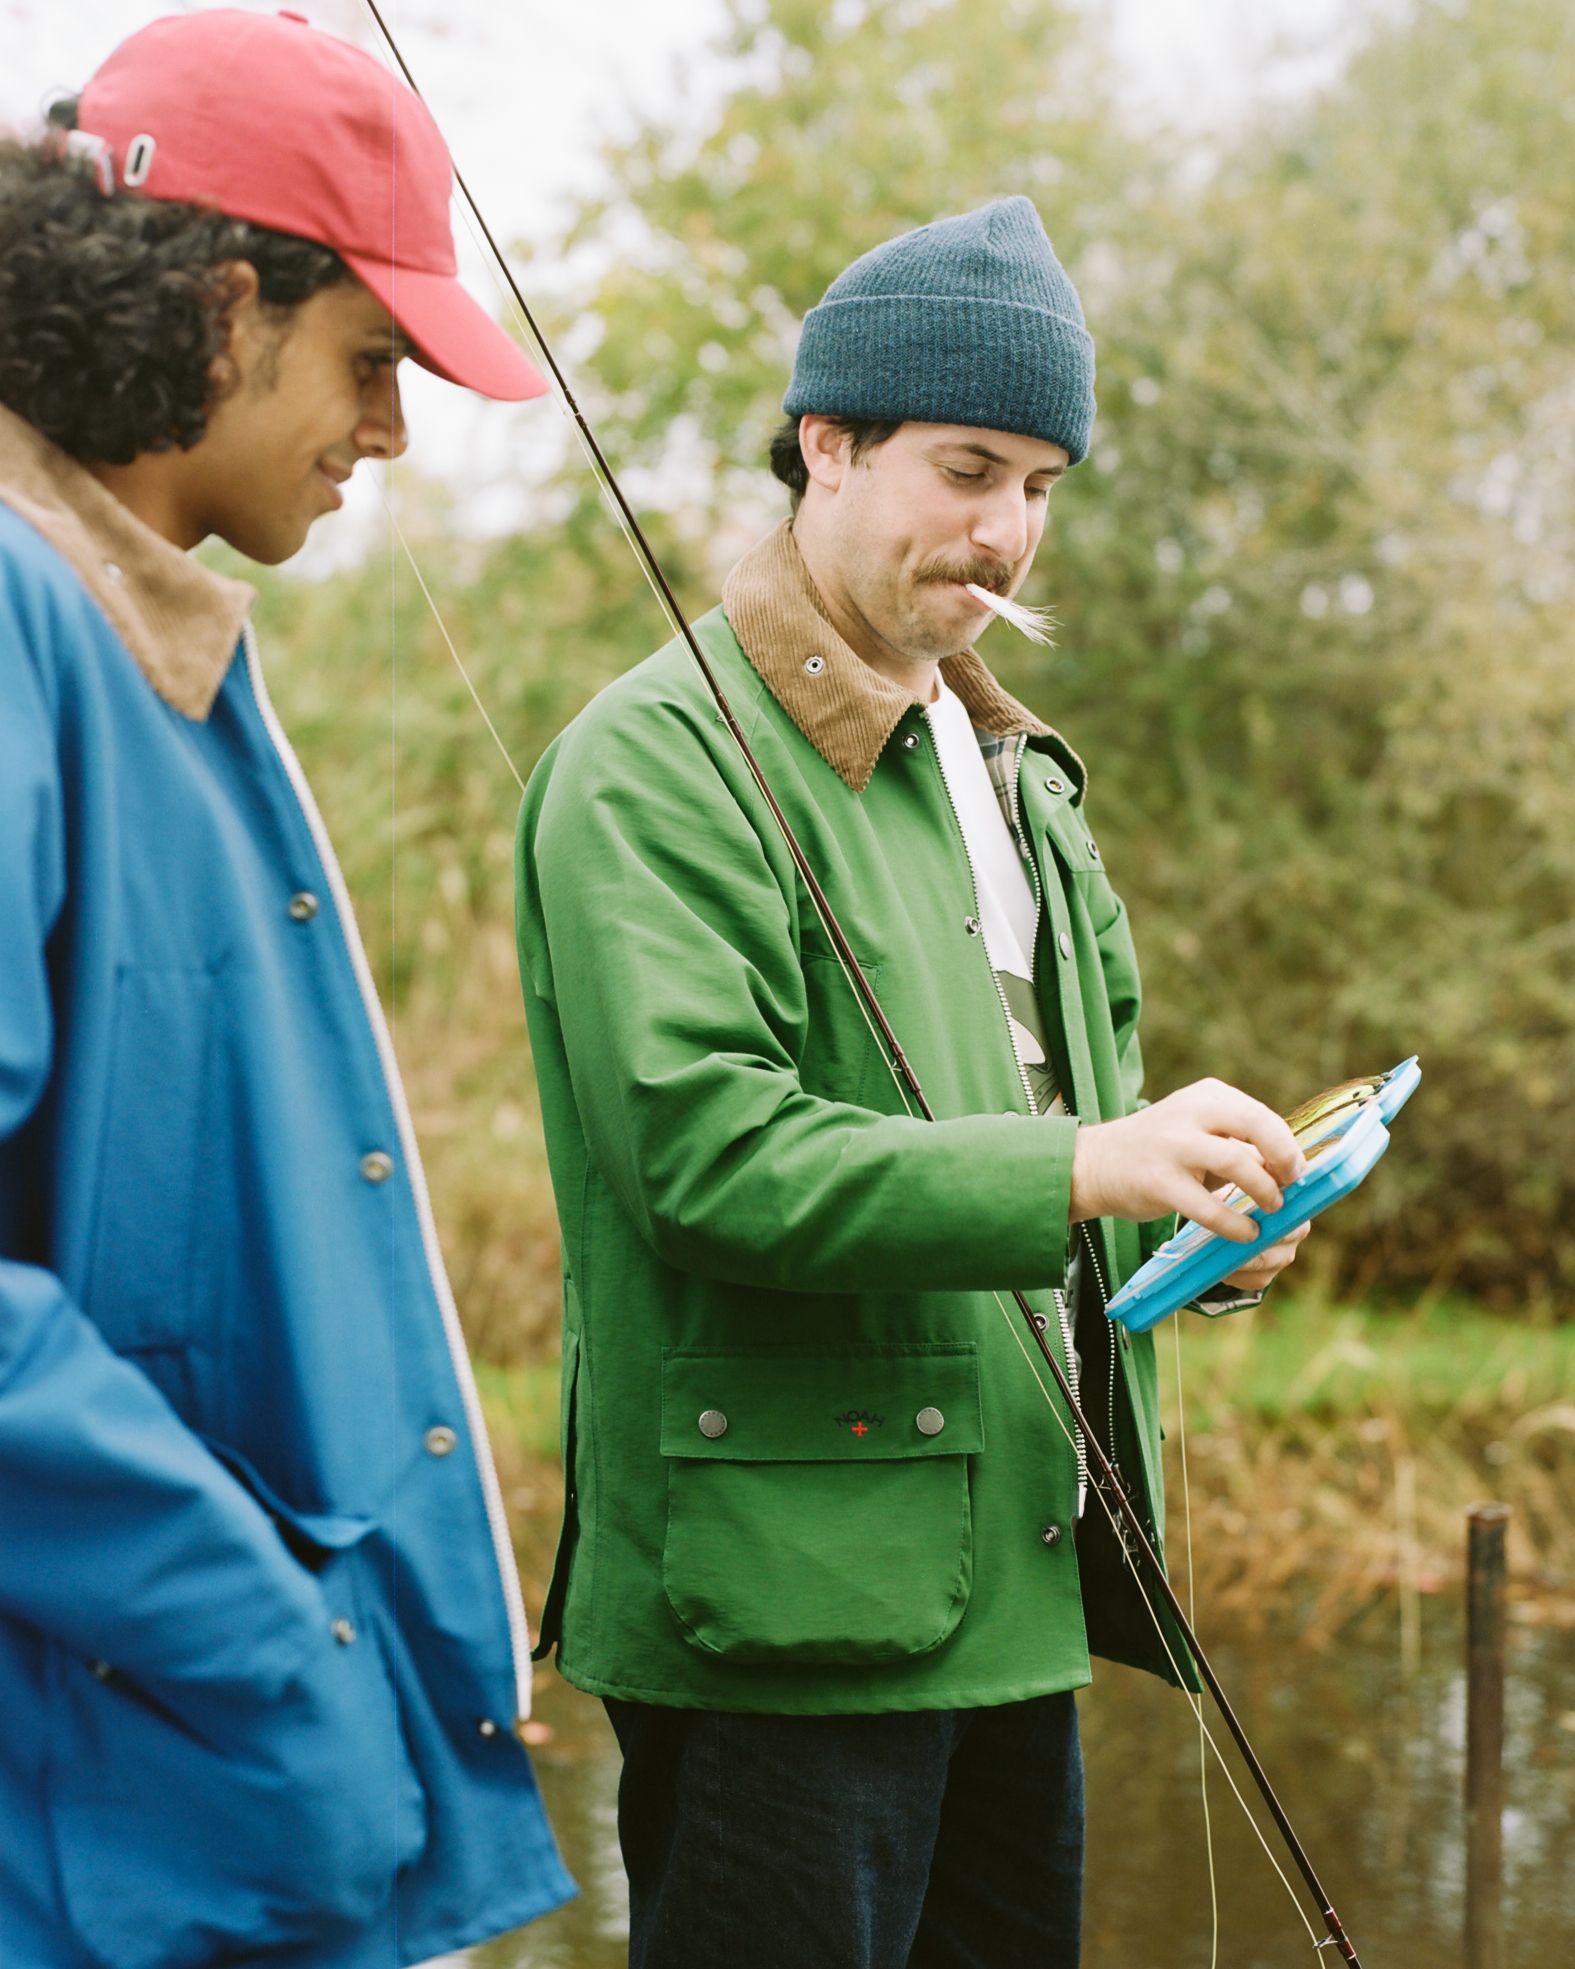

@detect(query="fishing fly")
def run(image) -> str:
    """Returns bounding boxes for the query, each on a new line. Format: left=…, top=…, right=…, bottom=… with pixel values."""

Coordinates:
left=965, top=580, right=1058, bottom=644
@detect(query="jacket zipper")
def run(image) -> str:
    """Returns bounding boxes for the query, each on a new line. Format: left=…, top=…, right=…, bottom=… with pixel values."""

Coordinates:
left=1006, top=736, right=1091, bottom=1511
left=1077, top=1217, right=1142, bottom=1556
left=1004, top=733, right=1045, bottom=1011
left=241, top=627, right=535, bottom=1720
left=924, top=715, right=1086, bottom=1500
left=1009, top=733, right=1126, bottom=1515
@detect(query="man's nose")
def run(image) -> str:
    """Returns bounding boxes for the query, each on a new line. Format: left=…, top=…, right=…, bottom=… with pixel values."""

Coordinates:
left=969, top=486, right=1031, bottom=568
left=356, top=372, right=409, bottom=462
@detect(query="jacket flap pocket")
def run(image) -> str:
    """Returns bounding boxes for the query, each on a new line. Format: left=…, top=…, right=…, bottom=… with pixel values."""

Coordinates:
left=1041, top=801, right=1104, bottom=875
left=200, top=1437, right=375, bottom=1555
left=660, top=1344, right=982, bottom=1462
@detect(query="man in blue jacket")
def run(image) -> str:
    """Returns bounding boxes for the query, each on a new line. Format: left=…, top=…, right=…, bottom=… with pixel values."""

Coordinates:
left=0, top=12, right=572, bottom=1966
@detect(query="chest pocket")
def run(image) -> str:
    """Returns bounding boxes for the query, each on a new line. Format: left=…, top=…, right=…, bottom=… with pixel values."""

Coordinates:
left=84, top=963, right=219, bottom=1371
left=1040, top=801, right=1104, bottom=878
left=659, top=1342, right=981, bottom=1665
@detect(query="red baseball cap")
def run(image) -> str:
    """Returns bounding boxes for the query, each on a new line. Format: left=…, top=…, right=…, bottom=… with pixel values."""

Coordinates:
left=75, top=8, right=547, bottom=403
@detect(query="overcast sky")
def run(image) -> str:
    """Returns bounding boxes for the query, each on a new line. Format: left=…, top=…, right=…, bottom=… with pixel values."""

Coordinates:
left=1, top=0, right=1371, bottom=213
left=0, top=0, right=1377, bottom=566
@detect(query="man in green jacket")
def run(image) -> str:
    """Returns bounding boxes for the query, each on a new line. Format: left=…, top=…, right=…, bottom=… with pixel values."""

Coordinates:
left=515, top=198, right=1308, bottom=1968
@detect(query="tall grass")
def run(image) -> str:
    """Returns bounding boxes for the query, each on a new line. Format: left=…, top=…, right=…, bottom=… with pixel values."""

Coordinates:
left=1161, top=1296, right=1575, bottom=1641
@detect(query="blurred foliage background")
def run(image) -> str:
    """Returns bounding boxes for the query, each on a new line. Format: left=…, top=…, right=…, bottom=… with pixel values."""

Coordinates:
left=239, top=0, right=1574, bottom=1362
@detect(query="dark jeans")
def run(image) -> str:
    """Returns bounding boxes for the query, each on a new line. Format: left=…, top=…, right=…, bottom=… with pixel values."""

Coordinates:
left=603, top=1692, right=1083, bottom=1969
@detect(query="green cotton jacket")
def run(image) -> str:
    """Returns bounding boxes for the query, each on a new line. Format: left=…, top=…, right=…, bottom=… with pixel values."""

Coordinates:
left=514, top=522, right=1193, bottom=1713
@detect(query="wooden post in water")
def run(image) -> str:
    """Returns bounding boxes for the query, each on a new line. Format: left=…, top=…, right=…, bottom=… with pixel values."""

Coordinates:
left=1464, top=1502, right=1510, bottom=1969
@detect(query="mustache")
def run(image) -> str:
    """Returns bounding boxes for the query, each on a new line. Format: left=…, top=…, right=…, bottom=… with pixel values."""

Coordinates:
left=915, top=554, right=1016, bottom=594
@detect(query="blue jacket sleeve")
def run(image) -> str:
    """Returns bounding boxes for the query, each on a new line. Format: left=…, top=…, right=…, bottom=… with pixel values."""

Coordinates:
left=0, top=588, right=324, bottom=1702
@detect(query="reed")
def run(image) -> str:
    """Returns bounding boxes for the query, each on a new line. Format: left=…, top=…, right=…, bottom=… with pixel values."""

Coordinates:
left=1163, top=1298, right=1575, bottom=1642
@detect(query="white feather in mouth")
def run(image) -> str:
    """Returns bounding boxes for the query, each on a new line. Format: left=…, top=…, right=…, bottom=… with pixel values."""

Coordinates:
left=965, top=583, right=1057, bottom=645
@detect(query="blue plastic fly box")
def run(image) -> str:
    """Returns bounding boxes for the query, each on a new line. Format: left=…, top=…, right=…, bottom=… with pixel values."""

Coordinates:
left=1104, top=1057, right=1422, bottom=1336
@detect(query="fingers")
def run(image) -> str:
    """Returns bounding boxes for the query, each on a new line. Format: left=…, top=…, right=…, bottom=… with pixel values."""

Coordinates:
left=1222, top=1222, right=1311, bottom=1288
left=1196, top=1136, right=1285, bottom=1216
left=1175, top=1176, right=1263, bottom=1243
left=1194, top=1078, right=1306, bottom=1187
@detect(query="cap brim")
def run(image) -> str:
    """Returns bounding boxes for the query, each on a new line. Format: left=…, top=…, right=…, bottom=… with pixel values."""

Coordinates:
left=343, top=253, right=549, bottom=403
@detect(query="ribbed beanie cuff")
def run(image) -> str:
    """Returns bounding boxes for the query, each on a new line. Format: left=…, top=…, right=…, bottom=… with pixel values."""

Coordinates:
left=783, top=197, right=1096, bottom=464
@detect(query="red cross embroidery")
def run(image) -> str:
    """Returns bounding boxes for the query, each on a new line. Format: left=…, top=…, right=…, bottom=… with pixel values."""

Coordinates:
left=851, top=1420, right=869, bottom=1437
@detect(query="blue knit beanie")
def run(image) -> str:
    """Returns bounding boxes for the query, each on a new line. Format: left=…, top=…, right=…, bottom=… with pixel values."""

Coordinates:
left=783, top=197, right=1096, bottom=465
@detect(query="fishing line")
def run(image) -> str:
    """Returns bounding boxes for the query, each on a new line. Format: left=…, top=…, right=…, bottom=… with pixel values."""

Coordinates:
left=385, top=58, right=405, bottom=1672
left=1175, top=1312, right=1221, bottom=1968
left=372, top=477, right=526, bottom=794
left=445, top=197, right=734, bottom=699
left=998, top=1284, right=1323, bottom=1949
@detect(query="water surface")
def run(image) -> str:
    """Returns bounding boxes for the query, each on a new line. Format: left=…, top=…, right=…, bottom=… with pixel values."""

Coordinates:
left=448, top=1616, right=1572, bottom=1967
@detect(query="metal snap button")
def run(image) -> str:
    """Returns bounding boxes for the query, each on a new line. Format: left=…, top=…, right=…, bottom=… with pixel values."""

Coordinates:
left=1058, top=932, right=1073, bottom=960
left=1087, top=840, right=1100, bottom=859
left=476, top=1717, right=500, bottom=1739
left=1040, top=1523, right=1063, bottom=1548
left=424, top=1425, right=458, bottom=1458
left=900, top=731, right=921, bottom=752
left=804, top=655, right=826, bottom=674
left=288, top=891, right=319, bottom=922
left=360, top=1150, right=394, bottom=1184
left=1031, top=1313, right=1048, bottom=1333
left=963, top=916, right=980, bottom=937
left=697, top=1409, right=728, bottom=1439
left=330, top=1617, right=357, bottom=1645
left=1044, top=776, right=1065, bottom=794
left=915, top=1406, right=945, bottom=1437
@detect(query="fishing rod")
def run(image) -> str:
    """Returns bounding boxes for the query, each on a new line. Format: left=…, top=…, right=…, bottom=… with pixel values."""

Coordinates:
left=360, top=6, right=1364, bottom=1957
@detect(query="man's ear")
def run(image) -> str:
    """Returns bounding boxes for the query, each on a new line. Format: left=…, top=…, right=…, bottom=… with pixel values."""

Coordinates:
left=799, top=414, right=851, bottom=495
left=206, top=259, right=263, bottom=400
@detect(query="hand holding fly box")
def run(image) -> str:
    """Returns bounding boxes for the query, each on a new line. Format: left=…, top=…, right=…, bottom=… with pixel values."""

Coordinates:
left=1104, top=1056, right=1422, bottom=1334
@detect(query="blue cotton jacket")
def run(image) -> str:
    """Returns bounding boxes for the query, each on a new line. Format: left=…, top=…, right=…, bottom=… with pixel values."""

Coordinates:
left=0, top=413, right=572, bottom=1969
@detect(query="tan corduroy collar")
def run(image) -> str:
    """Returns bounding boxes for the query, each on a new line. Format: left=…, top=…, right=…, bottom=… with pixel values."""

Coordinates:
left=721, top=519, right=1066, bottom=794
left=0, top=404, right=254, bottom=721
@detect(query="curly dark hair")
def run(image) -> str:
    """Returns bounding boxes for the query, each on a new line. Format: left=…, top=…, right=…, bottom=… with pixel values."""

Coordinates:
left=0, top=101, right=350, bottom=465
left=769, top=413, right=902, bottom=510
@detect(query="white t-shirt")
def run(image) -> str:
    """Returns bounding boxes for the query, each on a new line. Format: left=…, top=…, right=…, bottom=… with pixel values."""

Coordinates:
left=924, top=680, right=1063, bottom=1116
left=925, top=679, right=1084, bottom=1509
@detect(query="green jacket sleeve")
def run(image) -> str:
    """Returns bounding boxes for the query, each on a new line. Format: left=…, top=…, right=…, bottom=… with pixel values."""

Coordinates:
left=518, top=692, right=1075, bottom=1296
